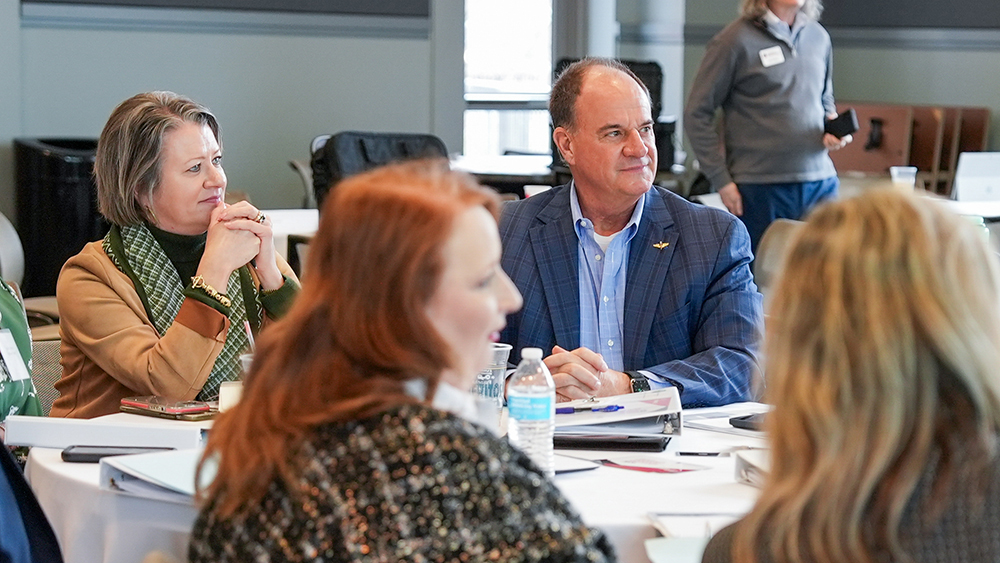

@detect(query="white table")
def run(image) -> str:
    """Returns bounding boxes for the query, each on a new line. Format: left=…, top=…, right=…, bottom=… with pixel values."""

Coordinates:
left=26, top=447, right=199, bottom=563
left=26, top=405, right=765, bottom=563
left=555, top=405, right=765, bottom=562
left=265, top=208, right=319, bottom=261
left=940, top=199, right=1000, bottom=219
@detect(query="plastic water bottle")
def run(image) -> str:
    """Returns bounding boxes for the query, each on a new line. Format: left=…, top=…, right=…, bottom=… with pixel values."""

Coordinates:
left=507, top=347, right=556, bottom=477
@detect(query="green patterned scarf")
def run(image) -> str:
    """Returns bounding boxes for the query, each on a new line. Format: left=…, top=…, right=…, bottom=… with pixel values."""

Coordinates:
left=103, top=224, right=258, bottom=400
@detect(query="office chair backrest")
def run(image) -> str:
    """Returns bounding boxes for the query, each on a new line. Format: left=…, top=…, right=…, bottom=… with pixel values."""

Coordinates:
left=288, top=159, right=317, bottom=209
left=754, top=219, right=804, bottom=302
left=30, top=338, right=62, bottom=416
left=311, top=131, right=448, bottom=209
left=554, top=58, right=664, bottom=122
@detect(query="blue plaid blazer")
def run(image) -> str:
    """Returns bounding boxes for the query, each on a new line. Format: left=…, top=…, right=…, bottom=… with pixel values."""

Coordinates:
left=499, top=184, right=763, bottom=407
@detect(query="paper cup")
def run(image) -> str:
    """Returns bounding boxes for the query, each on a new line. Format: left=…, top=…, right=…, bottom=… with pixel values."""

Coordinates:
left=219, top=381, right=243, bottom=412
left=889, top=166, right=918, bottom=189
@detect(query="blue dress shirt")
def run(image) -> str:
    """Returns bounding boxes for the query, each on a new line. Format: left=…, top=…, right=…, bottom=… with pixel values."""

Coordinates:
left=570, top=184, right=643, bottom=372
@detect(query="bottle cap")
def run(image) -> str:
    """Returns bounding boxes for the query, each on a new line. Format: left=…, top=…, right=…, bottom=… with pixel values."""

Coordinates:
left=521, top=347, right=543, bottom=360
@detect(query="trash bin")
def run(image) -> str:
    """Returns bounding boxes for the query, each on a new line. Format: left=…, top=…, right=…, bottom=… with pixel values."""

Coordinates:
left=14, top=138, right=107, bottom=297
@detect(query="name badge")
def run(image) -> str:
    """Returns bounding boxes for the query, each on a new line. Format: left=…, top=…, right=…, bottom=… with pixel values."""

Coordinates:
left=759, top=45, right=785, bottom=68
left=0, top=329, right=30, bottom=381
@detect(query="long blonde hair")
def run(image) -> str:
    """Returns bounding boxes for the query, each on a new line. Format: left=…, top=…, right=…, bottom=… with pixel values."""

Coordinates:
left=734, top=190, right=1000, bottom=563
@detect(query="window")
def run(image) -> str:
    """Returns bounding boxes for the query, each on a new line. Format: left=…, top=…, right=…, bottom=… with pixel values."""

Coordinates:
left=463, top=0, right=552, bottom=157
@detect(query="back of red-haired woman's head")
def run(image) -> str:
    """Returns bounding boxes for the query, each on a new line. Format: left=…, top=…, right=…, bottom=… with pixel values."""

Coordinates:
left=200, top=160, right=501, bottom=517
left=298, top=159, right=500, bottom=385
left=253, top=159, right=501, bottom=409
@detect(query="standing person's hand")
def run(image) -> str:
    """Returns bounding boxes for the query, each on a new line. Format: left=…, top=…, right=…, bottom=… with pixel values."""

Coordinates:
left=217, top=202, right=283, bottom=291
left=718, top=182, right=743, bottom=216
left=823, top=133, right=853, bottom=151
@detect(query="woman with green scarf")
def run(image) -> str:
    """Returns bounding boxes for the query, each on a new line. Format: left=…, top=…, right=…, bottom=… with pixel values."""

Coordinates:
left=51, top=92, right=298, bottom=418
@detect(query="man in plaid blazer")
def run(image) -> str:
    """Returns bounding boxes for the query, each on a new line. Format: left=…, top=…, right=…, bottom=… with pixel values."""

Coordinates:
left=499, top=58, right=763, bottom=408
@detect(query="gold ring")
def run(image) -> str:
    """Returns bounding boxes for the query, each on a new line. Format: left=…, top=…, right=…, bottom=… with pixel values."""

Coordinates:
left=255, top=212, right=266, bottom=224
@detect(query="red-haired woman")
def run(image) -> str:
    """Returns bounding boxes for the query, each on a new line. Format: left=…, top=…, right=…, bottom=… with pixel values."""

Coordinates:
left=189, top=161, right=616, bottom=562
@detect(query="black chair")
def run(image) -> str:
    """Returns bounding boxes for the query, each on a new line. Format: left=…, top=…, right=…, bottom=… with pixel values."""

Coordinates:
left=554, top=58, right=664, bottom=121
left=310, top=131, right=448, bottom=209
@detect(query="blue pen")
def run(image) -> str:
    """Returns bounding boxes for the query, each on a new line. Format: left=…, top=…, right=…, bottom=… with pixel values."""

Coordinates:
left=556, top=405, right=624, bottom=414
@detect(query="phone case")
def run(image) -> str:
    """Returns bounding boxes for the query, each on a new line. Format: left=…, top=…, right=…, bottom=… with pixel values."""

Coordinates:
left=825, top=108, right=859, bottom=139
left=119, top=396, right=211, bottom=414
left=119, top=405, right=216, bottom=421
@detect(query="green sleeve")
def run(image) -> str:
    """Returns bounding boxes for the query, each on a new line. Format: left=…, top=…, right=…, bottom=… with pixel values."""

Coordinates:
left=0, top=284, right=43, bottom=419
left=183, top=286, right=233, bottom=316
left=259, top=275, right=299, bottom=319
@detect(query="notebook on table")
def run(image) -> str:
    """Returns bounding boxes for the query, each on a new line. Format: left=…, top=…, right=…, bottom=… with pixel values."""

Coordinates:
left=553, top=387, right=681, bottom=452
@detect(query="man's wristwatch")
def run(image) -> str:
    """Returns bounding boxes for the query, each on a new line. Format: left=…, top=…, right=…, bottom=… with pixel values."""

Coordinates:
left=625, top=371, right=651, bottom=393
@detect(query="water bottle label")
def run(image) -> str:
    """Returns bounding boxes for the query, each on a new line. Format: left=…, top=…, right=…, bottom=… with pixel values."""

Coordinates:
left=508, top=395, right=553, bottom=421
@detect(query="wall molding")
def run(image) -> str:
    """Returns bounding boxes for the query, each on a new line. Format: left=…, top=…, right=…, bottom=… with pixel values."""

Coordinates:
left=827, top=27, right=1000, bottom=51
left=618, top=22, right=684, bottom=46
left=21, top=2, right=430, bottom=39
left=685, top=24, right=1000, bottom=51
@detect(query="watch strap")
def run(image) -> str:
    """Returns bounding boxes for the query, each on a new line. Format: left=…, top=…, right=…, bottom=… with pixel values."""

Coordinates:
left=625, top=370, right=651, bottom=393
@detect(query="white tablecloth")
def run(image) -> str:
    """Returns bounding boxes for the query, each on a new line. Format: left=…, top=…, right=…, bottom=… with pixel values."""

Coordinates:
left=26, top=404, right=766, bottom=563
left=26, top=447, right=199, bottom=563
left=556, top=406, right=765, bottom=562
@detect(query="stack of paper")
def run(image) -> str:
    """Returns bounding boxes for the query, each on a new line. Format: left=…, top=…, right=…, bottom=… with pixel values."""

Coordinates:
left=648, top=513, right=742, bottom=537
left=681, top=403, right=770, bottom=438
left=645, top=511, right=746, bottom=562
left=645, top=537, right=711, bottom=563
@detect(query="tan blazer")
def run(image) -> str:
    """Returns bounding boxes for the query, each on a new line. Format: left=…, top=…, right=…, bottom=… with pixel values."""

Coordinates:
left=51, top=241, right=297, bottom=419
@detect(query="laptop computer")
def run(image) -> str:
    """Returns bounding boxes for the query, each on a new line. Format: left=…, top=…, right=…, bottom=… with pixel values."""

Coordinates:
left=953, top=152, right=1000, bottom=201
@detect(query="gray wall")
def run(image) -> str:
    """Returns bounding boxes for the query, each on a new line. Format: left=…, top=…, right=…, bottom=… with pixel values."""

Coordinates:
left=683, top=0, right=1000, bottom=155
left=6, top=0, right=998, bottom=228
left=1, top=1, right=23, bottom=223
left=1, top=0, right=464, bottom=227
left=833, top=46, right=1000, bottom=150
left=617, top=0, right=685, bottom=126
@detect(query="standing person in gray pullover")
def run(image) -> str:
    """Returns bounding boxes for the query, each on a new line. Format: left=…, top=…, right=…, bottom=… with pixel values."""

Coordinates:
left=684, top=0, right=852, bottom=256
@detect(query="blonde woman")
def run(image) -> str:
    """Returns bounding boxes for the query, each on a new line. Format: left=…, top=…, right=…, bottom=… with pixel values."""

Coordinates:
left=703, top=189, right=1000, bottom=563
left=53, top=92, right=298, bottom=418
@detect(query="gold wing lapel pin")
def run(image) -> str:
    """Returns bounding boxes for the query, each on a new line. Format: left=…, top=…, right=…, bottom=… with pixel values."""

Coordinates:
left=653, top=241, right=669, bottom=250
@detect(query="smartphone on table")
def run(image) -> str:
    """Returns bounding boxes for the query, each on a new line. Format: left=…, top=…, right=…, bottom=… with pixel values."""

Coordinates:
left=120, top=396, right=215, bottom=421
left=729, top=412, right=766, bottom=431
